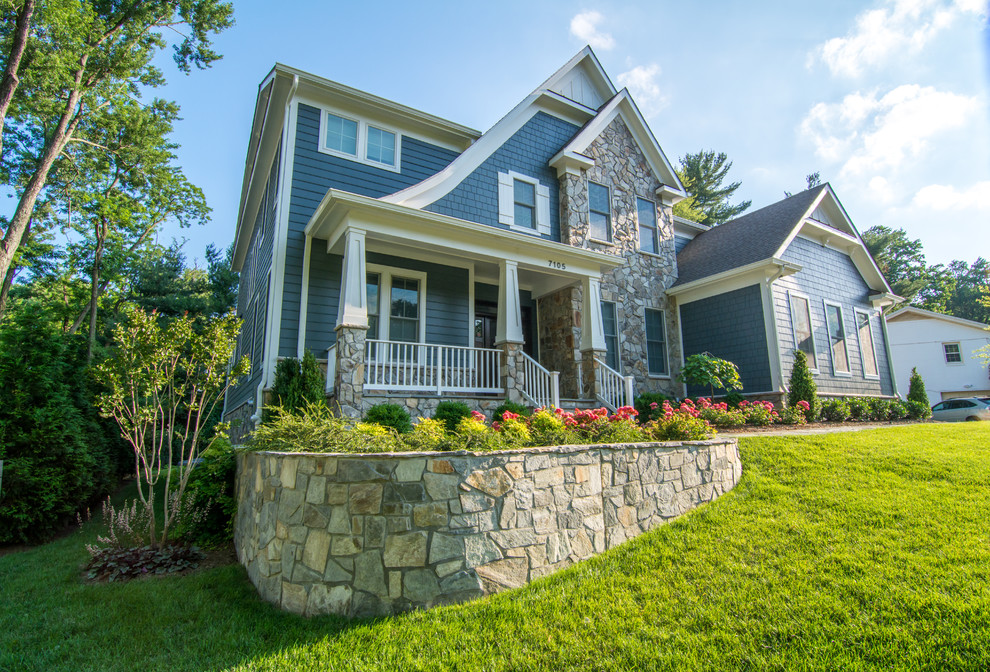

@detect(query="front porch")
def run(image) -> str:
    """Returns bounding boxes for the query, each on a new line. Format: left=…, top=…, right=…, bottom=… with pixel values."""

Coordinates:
left=302, top=190, right=634, bottom=416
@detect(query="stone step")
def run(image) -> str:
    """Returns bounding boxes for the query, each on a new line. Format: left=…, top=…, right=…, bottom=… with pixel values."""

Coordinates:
left=557, top=398, right=602, bottom=410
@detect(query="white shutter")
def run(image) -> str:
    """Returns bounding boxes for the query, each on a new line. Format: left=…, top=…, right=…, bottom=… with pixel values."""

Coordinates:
left=497, top=172, right=514, bottom=226
left=536, top=183, right=551, bottom=236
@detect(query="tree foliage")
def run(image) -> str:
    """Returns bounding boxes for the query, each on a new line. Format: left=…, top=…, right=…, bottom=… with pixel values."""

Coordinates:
left=677, top=352, right=743, bottom=398
left=787, top=350, right=819, bottom=421
left=862, top=225, right=929, bottom=303
left=907, top=367, right=929, bottom=406
left=916, top=258, right=990, bottom=324
left=672, top=150, right=751, bottom=226
left=262, top=350, right=327, bottom=424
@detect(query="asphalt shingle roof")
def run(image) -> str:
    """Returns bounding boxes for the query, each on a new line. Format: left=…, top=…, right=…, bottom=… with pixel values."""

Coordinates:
left=673, top=185, right=828, bottom=286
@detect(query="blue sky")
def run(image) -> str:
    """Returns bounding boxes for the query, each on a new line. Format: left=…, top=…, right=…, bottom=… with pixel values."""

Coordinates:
left=157, top=0, right=989, bottom=268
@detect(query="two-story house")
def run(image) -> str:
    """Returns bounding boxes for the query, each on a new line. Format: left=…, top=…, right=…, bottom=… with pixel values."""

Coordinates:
left=224, top=47, right=899, bottom=436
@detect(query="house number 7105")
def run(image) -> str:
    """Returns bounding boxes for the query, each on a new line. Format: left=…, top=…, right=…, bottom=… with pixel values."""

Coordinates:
left=547, top=260, right=566, bottom=270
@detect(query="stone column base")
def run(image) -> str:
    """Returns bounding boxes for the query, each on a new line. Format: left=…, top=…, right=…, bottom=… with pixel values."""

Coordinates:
left=580, top=348, right=606, bottom=401
left=334, top=325, right=367, bottom=418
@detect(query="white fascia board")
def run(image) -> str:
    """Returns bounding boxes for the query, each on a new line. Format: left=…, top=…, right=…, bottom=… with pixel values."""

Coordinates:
left=673, top=217, right=709, bottom=237
left=887, top=305, right=988, bottom=329
left=669, top=258, right=801, bottom=305
left=307, top=190, right=624, bottom=277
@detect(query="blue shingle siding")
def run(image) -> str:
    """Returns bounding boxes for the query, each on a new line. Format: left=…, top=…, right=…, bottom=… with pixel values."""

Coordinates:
left=425, top=112, right=580, bottom=242
left=228, top=144, right=281, bottom=411
left=303, top=248, right=342, bottom=356
left=679, top=285, right=773, bottom=396
left=278, top=104, right=462, bottom=357
left=773, top=236, right=894, bottom=396
left=674, top=234, right=692, bottom=254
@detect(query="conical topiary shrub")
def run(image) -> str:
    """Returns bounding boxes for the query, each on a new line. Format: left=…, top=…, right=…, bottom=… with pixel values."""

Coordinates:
left=788, top=350, right=819, bottom=421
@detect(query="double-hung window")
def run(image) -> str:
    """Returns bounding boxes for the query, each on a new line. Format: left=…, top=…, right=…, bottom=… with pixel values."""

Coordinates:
left=366, top=273, right=381, bottom=339
left=645, top=308, right=669, bottom=376
left=497, top=171, right=550, bottom=235
left=388, top=277, right=420, bottom=342
left=943, top=343, right=962, bottom=364
left=513, top=179, right=536, bottom=229
left=788, top=292, right=818, bottom=371
left=601, top=301, right=620, bottom=371
left=824, top=301, right=850, bottom=375
left=855, top=309, right=879, bottom=378
left=589, top=182, right=612, bottom=242
left=637, top=197, right=659, bottom=254
left=366, top=126, right=396, bottom=167
left=320, top=110, right=400, bottom=171
left=364, top=266, right=426, bottom=345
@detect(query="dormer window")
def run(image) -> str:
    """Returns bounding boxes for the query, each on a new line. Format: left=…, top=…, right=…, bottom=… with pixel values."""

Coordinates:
left=497, top=171, right=550, bottom=235
left=318, top=109, right=401, bottom=172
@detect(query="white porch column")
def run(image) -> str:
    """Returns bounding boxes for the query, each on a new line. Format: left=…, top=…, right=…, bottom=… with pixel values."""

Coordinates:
left=495, top=259, right=524, bottom=345
left=336, top=228, right=368, bottom=328
left=580, top=276, right=606, bottom=351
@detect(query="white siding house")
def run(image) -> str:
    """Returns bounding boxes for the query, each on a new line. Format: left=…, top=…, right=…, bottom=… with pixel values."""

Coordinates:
left=887, top=306, right=990, bottom=404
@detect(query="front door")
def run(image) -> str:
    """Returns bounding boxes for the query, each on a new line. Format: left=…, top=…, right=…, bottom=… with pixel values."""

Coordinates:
left=474, top=301, right=535, bottom=357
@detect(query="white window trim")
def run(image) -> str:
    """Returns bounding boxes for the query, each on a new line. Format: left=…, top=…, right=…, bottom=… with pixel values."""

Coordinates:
left=645, top=307, right=670, bottom=379
left=497, top=170, right=551, bottom=236
left=636, top=196, right=660, bottom=255
left=366, top=264, right=428, bottom=344
left=588, top=180, right=612, bottom=244
left=822, top=300, right=851, bottom=377
left=787, top=290, right=819, bottom=373
left=942, top=341, right=964, bottom=366
left=318, top=108, right=402, bottom=173
left=854, top=308, right=881, bottom=380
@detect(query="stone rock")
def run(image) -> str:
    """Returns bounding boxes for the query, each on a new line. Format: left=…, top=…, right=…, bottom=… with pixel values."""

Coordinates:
left=394, top=458, right=426, bottom=482
left=326, top=483, right=348, bottom=505
left=353, top=551, right=386, bottom=595
left=413, top=502, right=448, bottom=528
left=464, top=534, right=502, bottom=566
left=403, top=569, right=441, bottom=603
left=302, top=529, right=330, bottom=572
left=350, top=483, right=383, bottom=514
left=384, top=531, right=428, bottom=567
left=331, top=536, right=362, bottom=556
left=429, top=459, right=454, bottom=474
left=440, top=570, right=483, bottom=594
left=423, top=473, right=459, bottom=500
left=306, top=584, right=351, bottom=617
left=436, top=559, right=463, bottom=577
left=466, top=468, right=512, bottom=497
left=327, top=506, right=350, bottom=534
left=338, top=459, right=394, bottom=482
left=303, top=505, right=329, bottom=529
left=305, top=475, right=326, bottom=504
left=323, top=559, right=353, bottom=582
left=429, top=532, right=464, bottom=564
left=460, top=491, right=494, bottom=513
left=280, top=458, right=298, bottom=489
left=533, top=467, right=565, bottom=489
left=490, top=528, right=538, bottom=550
left=280, top=580, right=307, bottom=614
left=476, top=557, right=528, bottom=590
left=365, top=516, right=385, bottom=548
left=384, top=482, right=427, bottom=503
left=681, top=462, right=701, bottom=488
left=570, top=529, right=594, bottom=559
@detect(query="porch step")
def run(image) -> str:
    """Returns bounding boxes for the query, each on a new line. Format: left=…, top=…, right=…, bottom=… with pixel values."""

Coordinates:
left=557, top=398, right=603, bottom=411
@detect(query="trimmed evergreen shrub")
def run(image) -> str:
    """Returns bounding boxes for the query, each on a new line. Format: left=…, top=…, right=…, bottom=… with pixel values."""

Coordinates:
left=907, top=368, right=929, bottom=407
left=433, top=401, right=473, bottom=433
left=262, top=350, right=326, bottom=423
left=907, top=400, right=932, bottom=420
left=634, top=392, right=673, bottom=422
left=724, top=390, right=745, bottom=408
left=493, top=401, right=531, bottom=421
left=820, top=398, right=851, bottom=422
left=847, top=397, right=870, bottom=420
left=363, top=403, right=413, bottom=434
left=787, top=350, right=819, bottom=421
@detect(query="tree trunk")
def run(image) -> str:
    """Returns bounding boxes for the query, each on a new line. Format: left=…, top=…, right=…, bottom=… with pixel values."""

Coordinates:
left=86, top=218, right=107, bottom=363
left=0, top=0, right=36, bottom=163
left=0, top=262, right=15, bottom=320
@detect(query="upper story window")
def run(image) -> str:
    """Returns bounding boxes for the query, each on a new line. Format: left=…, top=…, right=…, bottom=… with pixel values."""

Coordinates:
left=589, top=181, right=612, bottom=242
left=943, top=342, right=963, bottom=364
left=637, top=197, right=659, bottom=254
left=497, top=171, right=550, bottom=235
left=855, top=310, right=879, bottom=378
left=319, top=109, right=401, bottom=172
left=824, top=301, right=850, bottom=375
left=789, top=292, right=818, bottom=371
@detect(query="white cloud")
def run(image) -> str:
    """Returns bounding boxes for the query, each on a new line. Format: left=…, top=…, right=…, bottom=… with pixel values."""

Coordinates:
left=814, top=0, right=983, bottom=77
left=800, top=84, right=980, bottom=177
left=569, top=11, right=615, bottom=50
left=914, top=181, right=990, bottom=210
left=616, top=64, right=668, bottom=116
left=869, top=176, right=897, bottom=205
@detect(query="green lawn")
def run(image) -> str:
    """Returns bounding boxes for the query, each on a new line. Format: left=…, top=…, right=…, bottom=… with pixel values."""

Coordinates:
left=2, top=423, right=989, bottom=671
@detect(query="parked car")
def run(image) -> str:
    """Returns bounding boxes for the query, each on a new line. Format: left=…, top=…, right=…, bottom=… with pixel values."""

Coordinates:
left=930, top=397, right=990, bottom=422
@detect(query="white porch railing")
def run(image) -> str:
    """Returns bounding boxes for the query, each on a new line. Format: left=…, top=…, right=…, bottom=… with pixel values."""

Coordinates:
left=520, top=352, right=560, bottom=409
left=594, top=358, right=635, bottom=412
left=325, top=343, right=337, bottom=395
left=364, top=340, right=502, bottom=394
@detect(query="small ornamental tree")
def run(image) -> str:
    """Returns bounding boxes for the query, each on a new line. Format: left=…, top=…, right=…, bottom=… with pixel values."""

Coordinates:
left=907, top=367, right=929, bottom=406
left=94, top=308, right=249, bottom=547
left=787, top=350, right=819, bottom=421
left=263, top=349, right=326, bottom=423
left=677, top=353, right=742, bottom=398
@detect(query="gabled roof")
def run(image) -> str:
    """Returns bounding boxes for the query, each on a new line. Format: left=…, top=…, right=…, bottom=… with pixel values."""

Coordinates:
left=673, top=184, right=894, bottom=299
left=382, top=47, right=619, bottom=210
left=887, top=305, right=989, bottom=330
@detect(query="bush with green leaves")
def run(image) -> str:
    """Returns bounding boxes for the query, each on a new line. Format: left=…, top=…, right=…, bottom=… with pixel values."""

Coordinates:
left=847, top=397, right=870, bottom=420
left=363, top=403, right=413, bottom=434
left=724, top=390, right=745, bottom=408
left=263, top=350, right=326, bottom=423
left=907, top=368, right=929, bottom=407
left=634, top=392, right=673, bottom=422
left=177, top=436, right=237, bottom=546
left=787, top=350, right=819, bottom=421
left=677, top=353, right=742, bottom=398
left=492, top=401, right=531, bottom=421
left=820, top=398, right=851, bottom=422
left=906, top=400, right=932, bottom=420
left=433, top=401, right=473, bottom=433
left=644, top=414, right=712, bottom=441
left=249, top=402, right=401, bottom=454
left=0, top=303, right=125, bottom=544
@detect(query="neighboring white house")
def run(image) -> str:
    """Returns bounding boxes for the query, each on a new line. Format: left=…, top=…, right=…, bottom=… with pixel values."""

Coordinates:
left=887, top=306, right=990, bottom=404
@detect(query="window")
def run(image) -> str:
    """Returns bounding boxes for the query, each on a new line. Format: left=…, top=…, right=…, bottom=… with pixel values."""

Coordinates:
left=513, top=179, right=536, bottom=229
left=366, top=273, right=381, bottom=339
left=824, top=302, right=850, bottom=375
left=943, top=342, right=962, bottom=364
left=856, top=310, right=879, bottom=378
left=589, top=182, right=611, bottom=242
left=601, top=301, right=619, bottom=371
left=324, top=113, right=358, bottom=156
left=497, top=171, right=550, bottom=235
left=789, top=293, right=818, bottom=370
left=388, top=277, right=420, bottom=342
left=645, top=308, right=668, bottom=376
left=637, top=197, right=659, bottom=254
left=366, top=125, right=396, bottom=167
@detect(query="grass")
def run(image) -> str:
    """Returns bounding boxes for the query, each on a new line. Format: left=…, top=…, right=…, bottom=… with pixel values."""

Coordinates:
left=2, top=423, right=989, bottom=671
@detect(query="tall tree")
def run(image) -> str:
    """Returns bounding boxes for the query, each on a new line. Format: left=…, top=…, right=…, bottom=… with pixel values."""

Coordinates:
left=672, top=150, right=751, bottom=226
left=916, top=258, right=990, bottom=324
left=861, top=225, right=929, bottom=303
left=0, top=0, right=233, bottom=291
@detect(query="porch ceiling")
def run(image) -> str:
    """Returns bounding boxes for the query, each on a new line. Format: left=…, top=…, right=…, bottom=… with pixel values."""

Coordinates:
left=305, top=189, right=624, bottom=292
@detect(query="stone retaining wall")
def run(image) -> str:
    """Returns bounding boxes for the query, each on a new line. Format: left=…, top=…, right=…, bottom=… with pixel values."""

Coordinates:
left=235, top=438, right=741, bottom=618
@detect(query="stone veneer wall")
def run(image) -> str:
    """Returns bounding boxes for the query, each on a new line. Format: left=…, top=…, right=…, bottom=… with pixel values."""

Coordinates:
left=558, top=116, right=682, bottom=398
left=235, top=438, right=741, bottom=618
